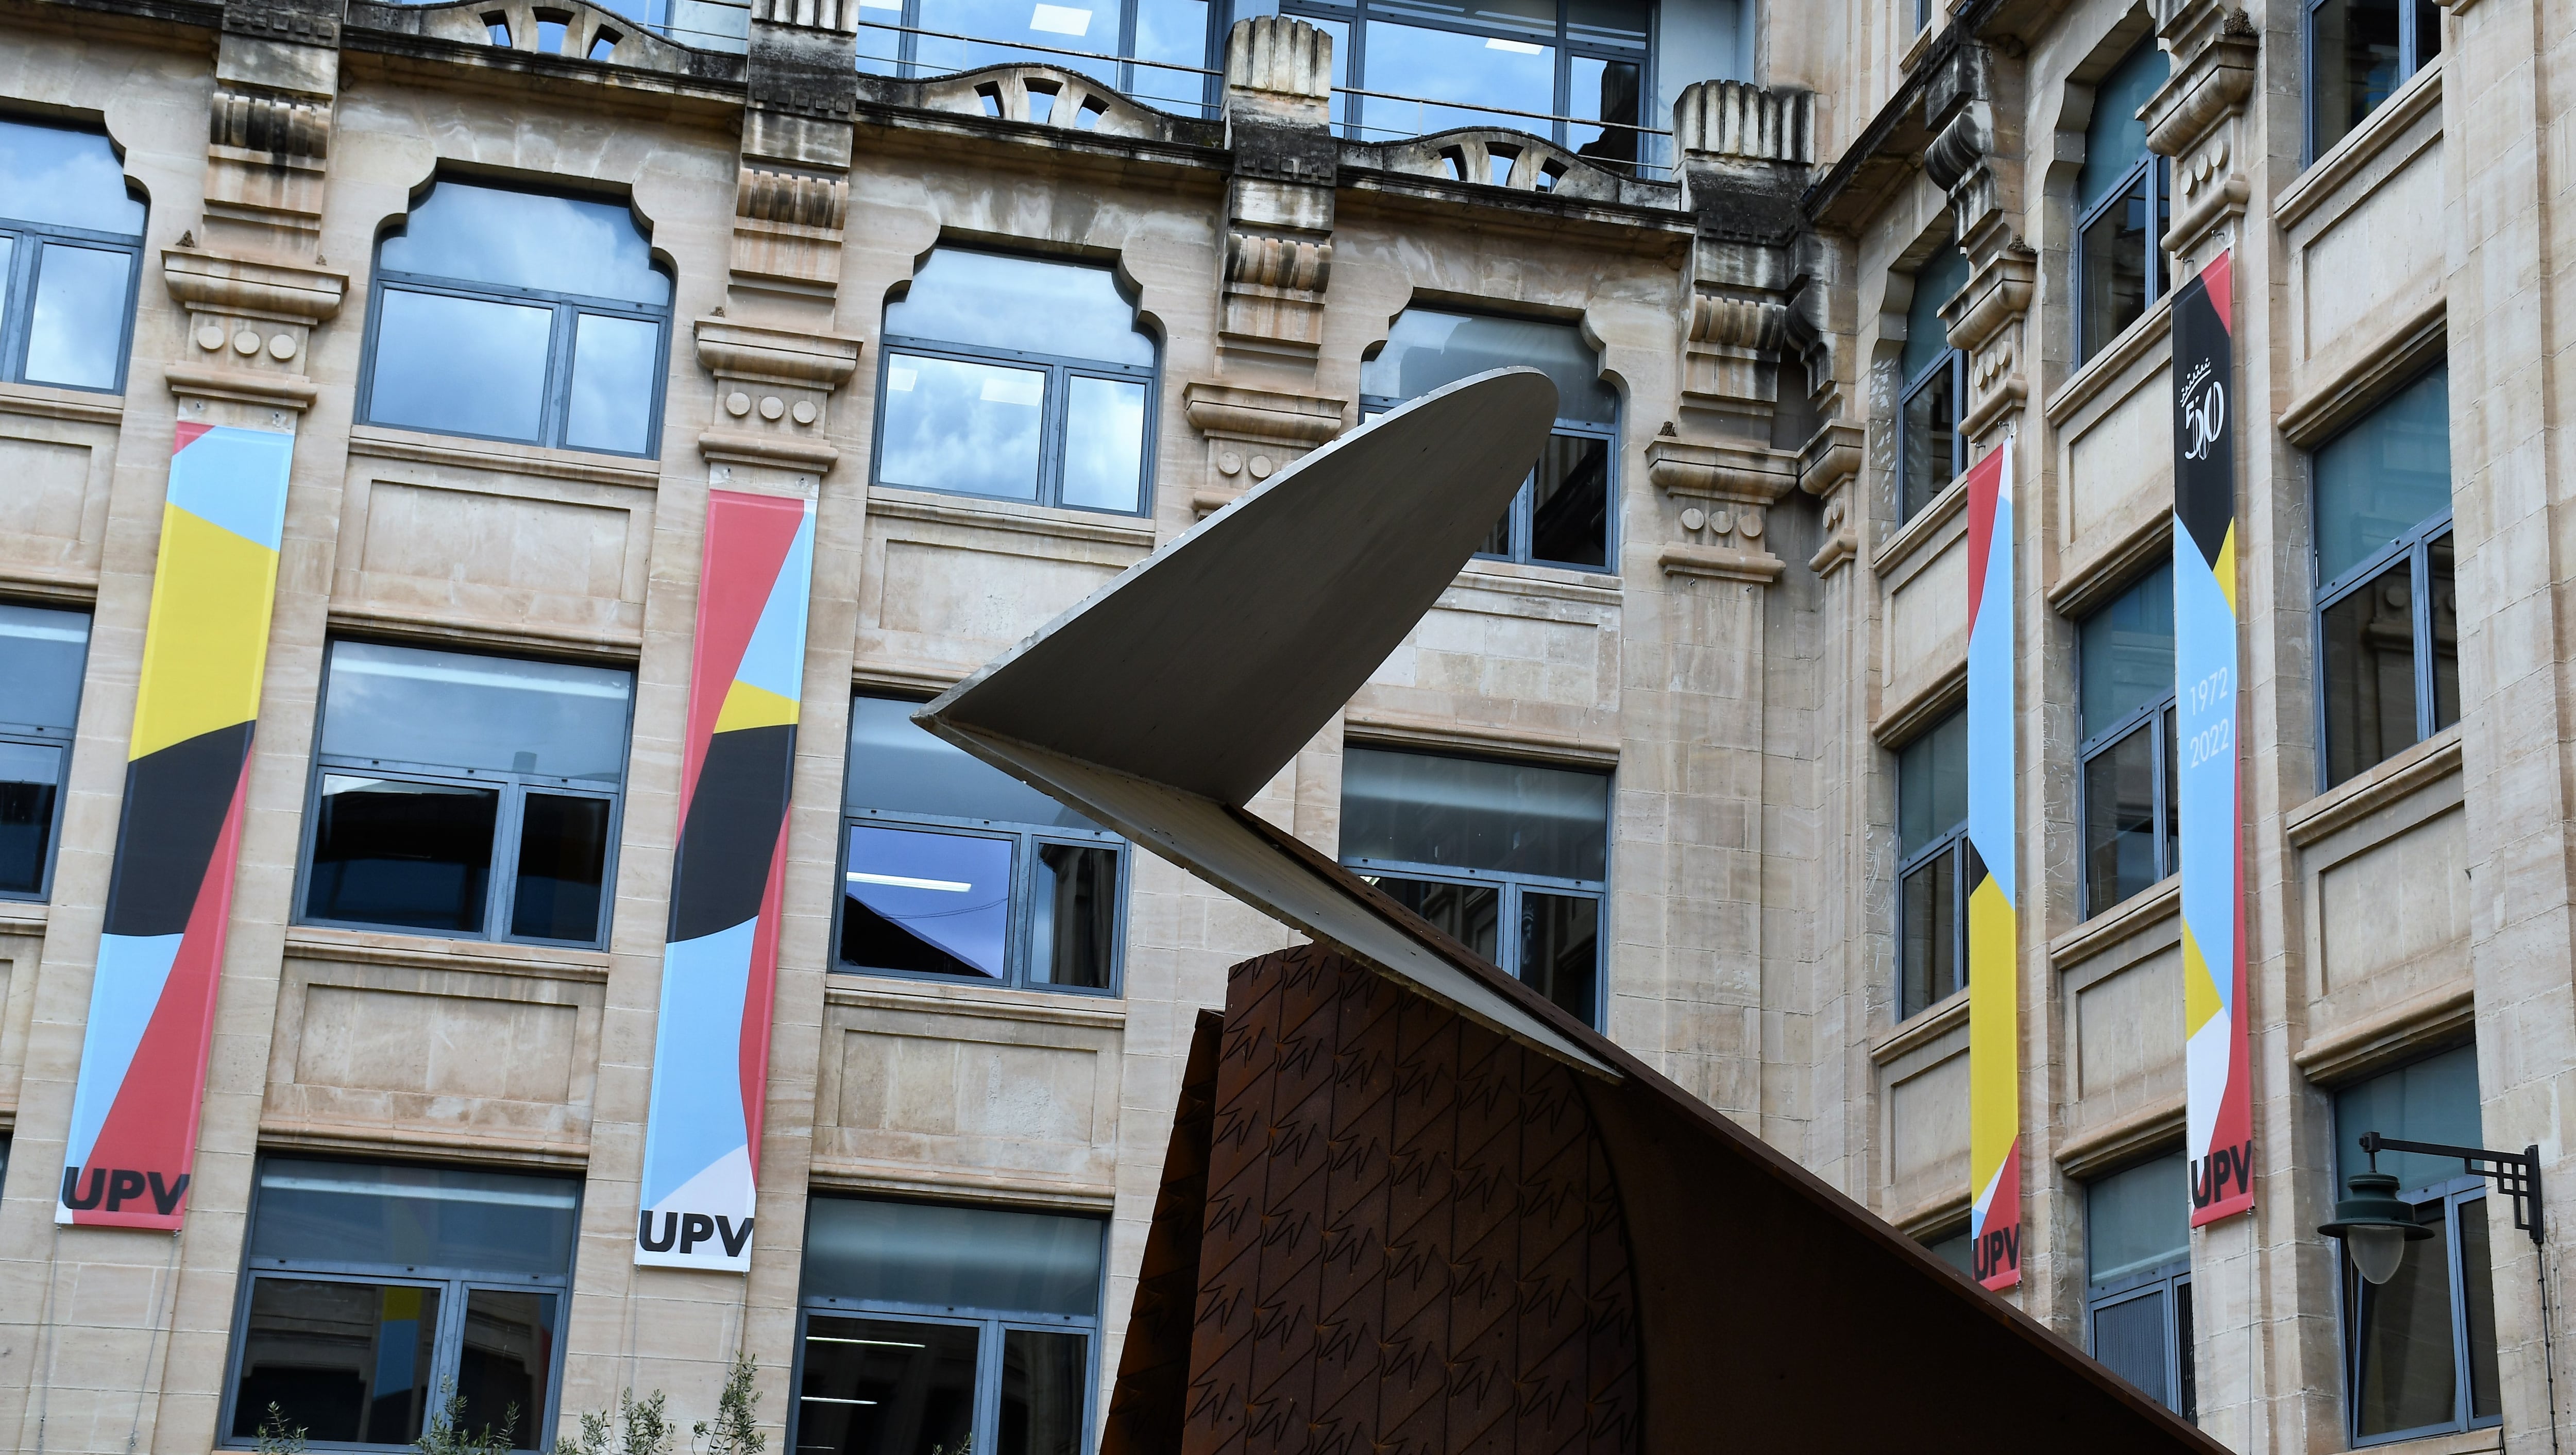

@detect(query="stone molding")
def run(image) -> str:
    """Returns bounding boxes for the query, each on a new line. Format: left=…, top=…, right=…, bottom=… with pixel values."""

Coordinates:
left=1217, top=30, right=1337, bottom=366
left=694, top=317, right=861, bottom=469
left=1658, top=542, right=1787, bottom=583
left=1939, top=243, right=2035, bottom=438
left=1378, top=130, right=1631, bottom=201
left=1181, top=382, right=1345, bottom=446
left=2142, top=0, right=2258, bottom=268
left=163, top=250, right=347, bottom=324
left=1225, top=15, right=1330, bottom=102
left=1800, top=420, right=1862, bottom=574
left=1673, top=79, right=1815, bottom=163
left=164, top=249, right=346, bottom=408
left=752, top=0, right=858, bottom=32
left=919, top=66, right=1174, bottom=137
left=1645, top=435, right=1799, bottom=505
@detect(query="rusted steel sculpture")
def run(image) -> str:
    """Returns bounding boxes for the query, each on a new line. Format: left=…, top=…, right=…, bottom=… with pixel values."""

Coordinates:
left=922, top=372, right=2226, bottom=1455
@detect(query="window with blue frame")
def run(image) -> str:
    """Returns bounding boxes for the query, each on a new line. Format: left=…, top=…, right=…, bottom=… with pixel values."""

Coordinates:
left=2074, top=39, right=2172, bottom=364
left=2086, top=1151, right=2195, bottom=1420
left=2308, top=0, right=2438, bottom=161
left=1361, top=308, right=1618, bottom=571
left=839, top=695, right=1126, bottom=993
left=794, top=1196, right=1105, bottom=1455
left=2077, top=563, right=2179, bottom=917
left=1281, top=0, right=1650, bottom=163
left=1896, top=706, right=1967, bottom=1019
left=875, top=249, right=1158, bottom=517
left=2330, top=1044, right=2501, bottom=1445
left=2315, top=364, right=2454, bottom=789
left=1338, top=746, right=1610, bottom=1026
left=858, top=0, right=1218, bottom=116
left=1897, top=237, right=1970, bottom=522
left=298, top=640, right=634, bottom=948
left=222, top=1157, right=579, bottom=1451
left=0, top=116, right=146, bottom=393
left=0, top=602, right=89, bottom=901
left=360, top=179, right=672, bottom=457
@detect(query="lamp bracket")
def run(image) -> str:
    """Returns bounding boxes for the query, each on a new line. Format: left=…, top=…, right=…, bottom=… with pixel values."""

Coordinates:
left=2360, top=1132, right=2545, bottom=1245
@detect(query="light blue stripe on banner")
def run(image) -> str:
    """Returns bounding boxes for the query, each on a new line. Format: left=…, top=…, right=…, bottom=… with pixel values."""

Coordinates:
left=637, top=919, right=755, bottom=1209
left=1965, top=491, right=2015, bottom=896
left=61, top=932, right=183, bottom=1172
left=2173, top=536, right=2238, bottom=1009
left=167, top=426, right=294, bottom=551
left=732, top=506, right=814, bottom=703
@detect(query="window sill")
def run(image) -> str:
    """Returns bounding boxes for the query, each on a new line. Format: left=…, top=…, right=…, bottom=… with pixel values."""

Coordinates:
left=282, top=923, right=612, bottom=982
left=2055, top=1093, right=2185, bottom=1179
left=2285, top=725, right=2462, bottom=848
left=0, top=379, right=124, bottom=426
left=866, top=485, right=1160, bottom=549
left=1453, top=557, right=1623, bottom=605
left=823, top=970, right=1128, bottom=1028
left=2276, top=55, right=2444, bottom=233
left=1871, top=467, right=1970, bottom=583
left=2042, top=292, right=2173, bottom=429
left=2345, top=1423, right=2503, bottom=1455
left=1870, top=983, right=1970, bottom=1065
left=0, top=898, right=48, bottom=932
left=347, top=424, right=667, bottom=488
left=2048, top=875, right=2180, bottom=970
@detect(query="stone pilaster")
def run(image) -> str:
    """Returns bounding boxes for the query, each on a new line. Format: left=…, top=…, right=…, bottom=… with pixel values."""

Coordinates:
left=1179, top=382, right=1346, bottom=515
left=2140, top=0, right=2259, bottom=274
left=1923, top=40, right=2035, bottom=447
left=1672, top=80, right=1814, bottom=435
left=1216, top=17, right=1336, bottom=370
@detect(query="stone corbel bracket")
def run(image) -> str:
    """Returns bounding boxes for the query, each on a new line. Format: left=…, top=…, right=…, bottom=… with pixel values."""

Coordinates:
left=730, top=109, right=854, bottom=309
left=696, top=317, right=862, bottom=470
left=1645, top=432, right=1797, bottom=581
left=1183, top=380, right=1346, bottom=515
left=1219, top=18, right=1336, bottom=367
left=1800, top=419, right=1863, bottom=574
left=2143, top=0, right=2258, bottom=270
left=163, top=248, right=347, bottom=408
left=205, top=83, right=331, bottom=246
left=1682, top=292, right=1790, bottom=420
left=1938, top=243, right=2036, bottom=439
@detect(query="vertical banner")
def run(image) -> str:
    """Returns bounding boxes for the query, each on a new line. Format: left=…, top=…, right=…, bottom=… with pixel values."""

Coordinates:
left=1965, top=435, right=2021, bottom=1291
left=635, top=489, right=814, bottom=1270
left=2174, top=250, right=2253, bottom=1226
left=59, top=423, right=294, bottom=1228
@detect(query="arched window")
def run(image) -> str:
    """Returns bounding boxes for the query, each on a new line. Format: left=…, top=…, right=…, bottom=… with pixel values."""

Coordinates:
left=2074, top=38, right=2172, bottom=364
left=873, top=248, right=1159, bottom=516
left=0, top=117, right=147, bottom=393
left=1896, top=237, right=1970, bottom=521
left=359, top=179, right=672, bottom=456
left=1360, top=309, right=1618, bottom=572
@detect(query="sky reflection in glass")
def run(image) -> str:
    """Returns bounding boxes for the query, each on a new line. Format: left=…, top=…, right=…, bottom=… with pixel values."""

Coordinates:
left=381, top=181, right=667, bottom=305
left=25, top=244, right=132, bottom=390
left=879, top=353, right=1046, bottom=498
left=368, top=288, right=554, bottom=441
left=565, top=312, right=661, bottom=454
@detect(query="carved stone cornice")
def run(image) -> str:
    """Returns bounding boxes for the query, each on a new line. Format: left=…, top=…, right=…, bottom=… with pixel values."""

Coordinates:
left=2142, top=0, right=2258, bottom=267
left=1217, top=19, right=1336, bottom=367
left=1643, top=435, right=1799, bottom=505
left=1940, top=243, right=2036, bottom=438
left=1181, top=382, right=1346, bottom=446
left=163, top=250, right=347, bottom=324
left=694, top=319, right=863, bottom=388
left=693, top=318, right=861, bottom=472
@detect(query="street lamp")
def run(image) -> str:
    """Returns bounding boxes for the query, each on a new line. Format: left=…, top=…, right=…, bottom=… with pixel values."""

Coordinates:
left=2319, top=1130, right=2544, bottom=1286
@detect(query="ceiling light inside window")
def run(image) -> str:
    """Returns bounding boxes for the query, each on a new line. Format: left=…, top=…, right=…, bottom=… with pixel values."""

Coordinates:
left=1030, top=3, right=1092, bottom=34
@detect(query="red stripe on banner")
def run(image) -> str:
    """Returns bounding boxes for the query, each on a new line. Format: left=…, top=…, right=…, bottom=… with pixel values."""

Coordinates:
left=679, top=493, right=808, bottom=809
left=1964, top=448, right=2003, bottom=625
left=1978, top=1138, right=2023, bottom=1291
left=75, top=752, right=252, bottom=1228
left=737, top=814, right=791, bottom=1175
left=172, top=421, right=215, bottom=454
left=2200, top=251, right=2234, bottom=340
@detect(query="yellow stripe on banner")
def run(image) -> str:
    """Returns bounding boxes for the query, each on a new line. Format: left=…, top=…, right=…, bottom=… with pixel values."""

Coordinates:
left=2182, top=919, right=2224, bottom=1037
left=1967, top=873, right=2019, bottom=1191
left=713, top=677, right=800, bottom=734
left=129, top=503, right=282, bottom=761
left=2213, top=522, right=2238, bottom=616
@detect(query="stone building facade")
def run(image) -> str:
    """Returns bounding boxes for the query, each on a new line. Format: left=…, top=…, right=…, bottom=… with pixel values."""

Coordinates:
left=0, top=0, right=2565, bottom=1441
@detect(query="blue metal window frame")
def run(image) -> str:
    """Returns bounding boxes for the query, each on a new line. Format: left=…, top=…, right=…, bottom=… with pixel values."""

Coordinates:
left=2071, top=148, right=2171, bottom=365
left=1276, top=0, right=1655, bottom=158
left=1895, top=345, right=1967, bottom=524
left=1360, top=395, right=1620, bottom=574
left=2332, top=1173, right=2499, bottom=1445
left=2073, top=573, right=2180, bottom=920
left=2302, top=0, right=2439, bottom=166
left=1343, top=857, right=1608, bottom=1026
left=0, top=214, right=147, bottom=395
left=855, top=0, right=1224, bottom=116
left=1894, top=708, right=1967, bottom=1020
left=353, top=186, right=673, bottom=459
left=0, top=602, right=89, bottom=905
left=290, top=637, right=636, bottom=951
left=869, top=331, right=1160, bottom=517
left=215, top=1156, right=580, bottom=1453
left=2086, top=1256, right=2196, bottom=1420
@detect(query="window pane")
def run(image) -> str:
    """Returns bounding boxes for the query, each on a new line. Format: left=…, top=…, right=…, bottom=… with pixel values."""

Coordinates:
left=379, top=181, right=668, bottom=305
left=1521, top=890, right=1600, bottom=1025
left=0, top=118, right=147, bottom=233
left=563, top=312, right=660, bottom=454
left=1900, top=241, right=1970, bottom=383
left=796, top=1315, right=979, bottom=1455
left=2316, top=366, right=2452, bottom=584
left=306, top=775, right=499, bottom=932
left=2320, top=555, right=2421, bottom=789
left=1060, top=375, right=1147, bottom=512
left=511, top=792, right=611, bottom=942
left=248, top=1158, right=581, bottom=1276
left=0, top=235, right=13, bottom=339
left=25, top=243, right=132, bottom=390
left=2078, top=41, right=2172, bottom=210
left=0, top=602, right=89, bottom=730
left=1340, top=748, right=1610, bottom=881
left=2351, top=1200, right=2459, bottom=1438
left=1900, top=844, right=1958, bottom=1018
left=2430, top=532, right=2459, bottom=731
left=1568, top=56, right=1643, bottom=169
left=0, top=741, right=63, bottom=896
left=456, top=1289, right=557, bottom=1450
left=1132, top=0, right=1213, bottom=111
left=321, top=641, right=633, bottom=783
left=1924, top=1227, right=1974, bottom=1275
left=845, top=696, right=1097, bottom=828
left=886, top=250, right=1153, bottom=367
left=1000, top=1328, right=1089, bottom=1455
left=1360, top=310, right=1617, bottom=425
left=2079, top=563, right=2176, bottom=738
left=1478, top=493, right=1515, bottom=558
left=1901, top=363, right=1957, bottom=518
left=2092, top=1288, right=2172, bottom=1409
left=230, top=1279, right=440, bottom=1446
left=2312, top=0, right=2404, bottom=156
left=1530, top=433, right=1611, bottom=568
left=2462, top=1197, right=2502, bottom=1419
left=879, top=353, right=1046, bottom=500
left=2177, top=1279, right=2197, bottom=1420
left=803, top=1197, right=1105, bottom=1314
left=1353, top=20, right=1554, bottom=142
left=2335, top=1043, right=2484, bottom=1195
left=1366, top=874, right=1502, bottom=962
left=1030, top=842, right=1117, bottom=988
left=2164, top=707, right=2181, bottom=881
left=841, top=825, right=1012, bottom=978
left=2083, top=722, right=2161, bottom=913
left=914, top=0, right=1121, bottom=88
left=1897, top=710, right=1969, bottom=854
left=2080, top=170, right=2153, bottom=362
left=367, top=288, right=556, bottom=442
left=2087, top=1152, right=2189, bottom=1287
